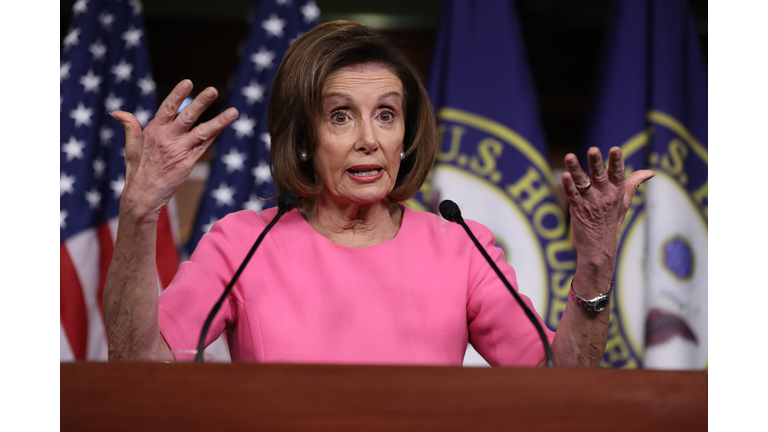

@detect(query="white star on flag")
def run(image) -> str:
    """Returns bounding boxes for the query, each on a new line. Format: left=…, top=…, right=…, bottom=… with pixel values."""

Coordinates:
left=202, top=217, right=218, bottom=234
left=61, top=173, right=76, bottom=196
left=61, top=62, right=71, bottom=82
left=98, top=12, right=115, bottom=30
left=89, top=40, right=107, bottom=61
left=99, top=126, right=114, bottom=145
left=222, top=148, right=247, bottom=173
left=93, top=158, right=106, bottom=177
left=301, top=2, right=320, bottom=23
left=262, top=14, right=286, bottom=38
left=62, top=136, right=86, bottom=161
left=138, top=75, right=156, bottom=96
left=134, top=106, right=152, bottom=127
left=122, top=26, right=143, bottom=49
left=110, top=176, right=125, bottom=198
left=63, top=28, right=81, bottom=51
left=70, top=103, right=94, bottom=128
left=85, top=188, right=102, bottom=209
left=61, top=210, right=68, bottom=229
left=289, top=32, right=303, bottom=45
left=72, top=0, right=88, bottom=16
left=111, top=60, right=133, bottom=83
left=242, top=81, right=265, bottom=104
left=212, top=183, right=236, bottom=207
left=250, top=47, right=275, bottom=72
left=80, top=69, right=102, bottom=93
left=260, top=132, right=271, bottom=150
left=105, top=93, right=124, bottom=112
left=232, top=115, right=257, bottom=138
left=243, top=195, right=265, bottom=212
left=276, top=0, right=292, bottom=6
left=129, top=0, right=143, bottom=15
left=252, top=161, right=273, bottom=185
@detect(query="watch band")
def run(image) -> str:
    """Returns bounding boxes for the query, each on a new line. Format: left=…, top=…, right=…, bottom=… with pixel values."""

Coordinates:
left=569, top=279, right=613, bottom=312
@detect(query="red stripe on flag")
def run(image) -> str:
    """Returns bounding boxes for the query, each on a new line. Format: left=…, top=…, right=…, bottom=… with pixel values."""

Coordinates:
left=96, top=222, right=114, bottom=324
left=156, top=206, right=179, bottom=289
left=60, top=244, right=88, bottom=361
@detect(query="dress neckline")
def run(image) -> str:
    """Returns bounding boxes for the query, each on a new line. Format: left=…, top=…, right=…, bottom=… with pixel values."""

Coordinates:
left=283, top=203, right=409, bottom=251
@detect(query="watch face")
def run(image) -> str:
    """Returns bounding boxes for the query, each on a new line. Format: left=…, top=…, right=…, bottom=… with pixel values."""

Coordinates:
left=595, top=299, right=609, bottom=312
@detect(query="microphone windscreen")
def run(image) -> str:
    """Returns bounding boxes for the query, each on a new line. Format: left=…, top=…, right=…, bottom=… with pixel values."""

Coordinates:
left=278, top=190, right=298, bottom=212
left=439, top=200, right=462, bottom=223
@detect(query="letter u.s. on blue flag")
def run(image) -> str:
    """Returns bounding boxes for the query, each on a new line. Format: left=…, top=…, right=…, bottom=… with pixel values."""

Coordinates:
left=412, top=0, right=577, bottom=366
left=583, top=0, right=707, bottom=369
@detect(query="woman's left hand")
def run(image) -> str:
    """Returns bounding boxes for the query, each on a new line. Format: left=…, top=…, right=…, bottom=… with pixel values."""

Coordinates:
left=561, top=146, right=655, bottom=292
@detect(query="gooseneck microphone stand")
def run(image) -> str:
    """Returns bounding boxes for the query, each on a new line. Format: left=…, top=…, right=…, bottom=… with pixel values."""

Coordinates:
left=194, top=190, right=298, bottom=363
left=439, top=200, right=554, bottom=367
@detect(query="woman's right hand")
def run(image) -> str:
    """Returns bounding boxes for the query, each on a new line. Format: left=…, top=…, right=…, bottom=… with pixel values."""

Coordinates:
left=111, top=79, right=239, bottom=221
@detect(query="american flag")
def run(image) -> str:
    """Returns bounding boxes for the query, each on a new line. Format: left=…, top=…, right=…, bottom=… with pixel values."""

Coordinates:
left=187, top=0, right=320, bottom=254
left=60, top=0, right=180, bottom=361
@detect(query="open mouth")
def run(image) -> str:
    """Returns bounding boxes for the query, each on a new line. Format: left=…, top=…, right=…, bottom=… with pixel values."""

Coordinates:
left=347, top=168, right=381, bottom=177
left=346, top=165, right=384, bottom=183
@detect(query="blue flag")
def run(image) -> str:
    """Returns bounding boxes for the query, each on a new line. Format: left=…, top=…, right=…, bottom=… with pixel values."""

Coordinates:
left=188, top=0, right=320, bottom=253
left=60, top=0, right=180, bottom=360
left=423, top=0, right=576, bottom=366
left=583, top=0, right=707, bottom=369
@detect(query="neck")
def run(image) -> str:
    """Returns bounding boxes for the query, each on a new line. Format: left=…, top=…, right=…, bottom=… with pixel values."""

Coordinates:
left=298, top=192, right=403, bottom=248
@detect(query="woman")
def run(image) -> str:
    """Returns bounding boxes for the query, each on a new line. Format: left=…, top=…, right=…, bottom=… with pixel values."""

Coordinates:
left=104, top=21, right=654, bottom=366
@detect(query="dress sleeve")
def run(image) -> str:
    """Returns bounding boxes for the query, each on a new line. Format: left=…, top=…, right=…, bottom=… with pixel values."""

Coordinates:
left=464, top=219, right=555, bottom=366
left=158, top=211, right=267, bottom=352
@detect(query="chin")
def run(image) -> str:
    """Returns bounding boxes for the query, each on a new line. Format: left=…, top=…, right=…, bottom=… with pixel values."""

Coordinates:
left=351, top=192, right=390, bottom=205
left=344, top=186, right=393, bottom=205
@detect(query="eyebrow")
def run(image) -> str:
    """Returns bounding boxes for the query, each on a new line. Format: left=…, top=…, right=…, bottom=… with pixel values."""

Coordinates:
left=321, top=91, right=403, bottom=102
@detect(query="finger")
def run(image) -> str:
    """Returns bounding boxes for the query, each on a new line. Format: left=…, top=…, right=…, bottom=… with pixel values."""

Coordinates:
left=110, top=111, right=142, bottom=158
left=561, top=171, right=585, bottom=206
left=623, top=169, right=656, bottom=211
left=181, top=107, right=239, bottom=149
left=564, top=153, right=591, bottom=190
left=154, top=79, right=194, bottom=126
left=607, top=146, right=625, bottom=187
left=586, top=147, right=610, bottom=190
left=171, top=86, right=219, bottom=134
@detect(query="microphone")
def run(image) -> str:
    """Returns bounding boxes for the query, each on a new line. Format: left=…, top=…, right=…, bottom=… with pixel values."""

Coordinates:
left=439, top=200, right=554, bottom=367
left=195, top=190, right=299, bottom=362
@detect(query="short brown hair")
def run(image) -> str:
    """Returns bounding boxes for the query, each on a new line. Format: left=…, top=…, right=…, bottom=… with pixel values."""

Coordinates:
left=267, top=20, right=436, bottom=202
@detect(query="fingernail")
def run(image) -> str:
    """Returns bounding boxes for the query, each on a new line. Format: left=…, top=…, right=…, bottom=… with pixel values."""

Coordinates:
left=206, top=89, right=216, bottom=98
left=181, top=80, right=192, bottom=89
left=227, top=109, right=238, bottom=118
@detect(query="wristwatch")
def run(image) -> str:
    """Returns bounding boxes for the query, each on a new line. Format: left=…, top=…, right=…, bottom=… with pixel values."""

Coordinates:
left=569, top=279, right=613, bottom=312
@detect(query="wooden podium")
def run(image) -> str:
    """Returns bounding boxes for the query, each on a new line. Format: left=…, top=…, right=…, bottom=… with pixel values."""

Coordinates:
left=61, top=363, right=706, bottom=431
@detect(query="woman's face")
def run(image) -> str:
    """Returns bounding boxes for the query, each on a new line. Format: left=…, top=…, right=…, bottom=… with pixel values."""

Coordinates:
left=312, top=63, right=405, bottom=206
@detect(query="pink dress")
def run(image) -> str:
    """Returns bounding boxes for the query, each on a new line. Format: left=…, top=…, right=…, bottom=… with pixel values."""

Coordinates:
left=158, top=206, right=555, bottom=366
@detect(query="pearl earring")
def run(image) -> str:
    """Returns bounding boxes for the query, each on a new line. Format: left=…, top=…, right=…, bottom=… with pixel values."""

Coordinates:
left=400, top=151, right=405, bottom=160
left=299, top=151, right=308, bottom=162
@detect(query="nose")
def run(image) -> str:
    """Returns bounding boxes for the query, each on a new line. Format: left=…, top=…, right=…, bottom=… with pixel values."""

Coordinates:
left=354, top=119, right=378, bottom=154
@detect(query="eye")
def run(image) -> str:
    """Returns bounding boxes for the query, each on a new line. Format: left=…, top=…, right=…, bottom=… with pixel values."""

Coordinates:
left=330, top=110, right=349, bottom=123
left=378, top=110, right=397, bottom=123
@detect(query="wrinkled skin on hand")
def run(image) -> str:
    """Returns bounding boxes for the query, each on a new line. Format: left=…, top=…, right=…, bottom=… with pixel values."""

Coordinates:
left=561, top=146, right=655, bottom=291
left=111, top=79, right=239, bottom=222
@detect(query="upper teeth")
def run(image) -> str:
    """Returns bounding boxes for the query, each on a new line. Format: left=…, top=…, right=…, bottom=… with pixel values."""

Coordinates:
left=352, top=170, right=379, bottom=176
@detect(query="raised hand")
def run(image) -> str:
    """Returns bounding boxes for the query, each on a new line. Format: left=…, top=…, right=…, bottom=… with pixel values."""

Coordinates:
left=110, top=79, right=239, bottom=221
left=104, top=80, right=238, bottom=361
left=544, top=147, right=654, bottom=367
left=560, top=146, right=655, bottom=289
